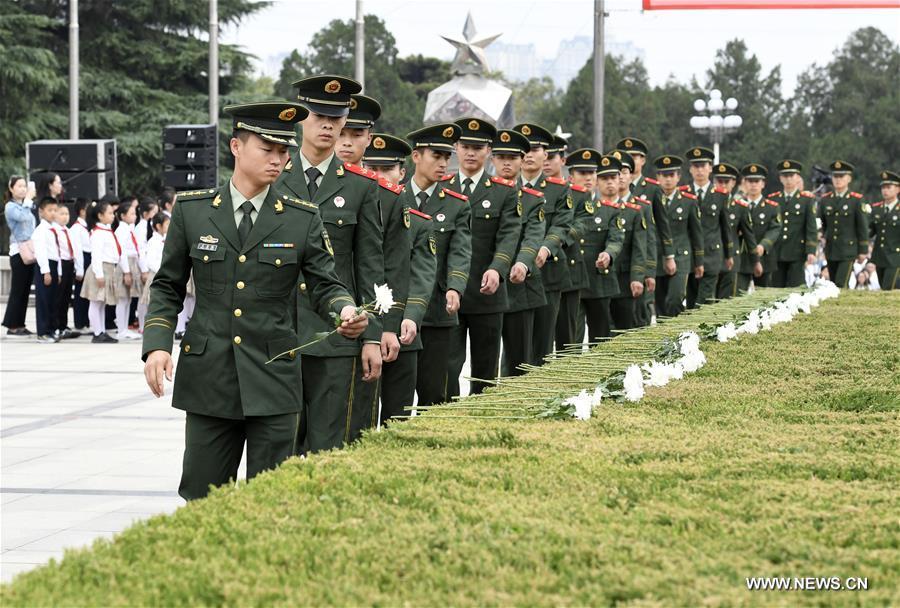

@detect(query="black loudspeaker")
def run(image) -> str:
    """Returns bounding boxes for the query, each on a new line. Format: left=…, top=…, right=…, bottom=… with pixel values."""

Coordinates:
left=26, top=139, right=118, bottom=200
left=163, top=124, right=217, bottom=190
left=58, top=171, right=118, bottom=200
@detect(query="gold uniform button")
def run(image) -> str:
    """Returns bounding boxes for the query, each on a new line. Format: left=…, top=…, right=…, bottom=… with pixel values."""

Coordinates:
left=238, top=254, right=247, bottom=263
left=234, top=309, right=242, bottom=317
left=337, top=219, right=344, bottom=226
left=184, top=345, right=191, bottom=353
left=236, top=281, right=245, bottom=290
left=553, top=256, right=559, bottom=262
left=202, top=255, right=209, bottom=262
left=580, top=239, right=585, bottom=244
left=233, top=336, right=242, bottom=345
left=299, top=282, right=307, bottom=292
left=275, top=258, right=282, bottom=266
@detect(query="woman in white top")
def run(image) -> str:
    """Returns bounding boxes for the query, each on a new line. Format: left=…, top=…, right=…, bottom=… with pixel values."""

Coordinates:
left=81, top=200, right=121, bottom=343
left=137, top=213, right=170, bottom=331
left=113, top=199, right=146, bottom=340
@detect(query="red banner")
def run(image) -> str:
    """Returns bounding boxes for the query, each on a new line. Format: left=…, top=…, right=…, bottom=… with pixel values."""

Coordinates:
left=643, top=0, right=900, bottom=8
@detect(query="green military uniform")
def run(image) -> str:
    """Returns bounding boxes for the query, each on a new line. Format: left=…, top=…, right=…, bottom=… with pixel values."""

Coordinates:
left=653, top=155, right=704, bottom=318
left=870, top=170, right=900, bottom=290
left=278, top=76, right=385, bottom=452
left=617, top=138, right=674, bottom=326
left=514, top=123, right=573, bottom=365
left=683, top=147, right=732, bottom=307
left=556, top=182, right=591, bottom=348
left=403, top=124, right=471, bottom=407
left=609, top=189, right=649, bottom=330
left=819, top=160, right=870, bottom=288
left=142, top=102, right=357, bottom=500
left=497, top=130, right=547, bottom=376
left=736, top=163, right=781, bottom=293
left=446, top=118, right=520, bottom=397
left=712, top=163, right=757, bottom=299
left=769, top=160, right=817, bottom=287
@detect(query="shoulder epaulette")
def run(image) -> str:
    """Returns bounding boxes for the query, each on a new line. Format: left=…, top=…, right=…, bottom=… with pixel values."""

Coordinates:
left=849, top=191, right=863, bottom=199
left=715, top=187, right=729, bottom=195
left=409, top=208, right=432, bottom=220
left=872, top=201, right=884, bottom=207
left=545, top=176, right=567, bottom=186
left=678, top=184, right=691, bottom=192
left=681, top=191, right=697, bottom=200
left=377, top=177, right=403, bottom=194
left=440, top=174, right=455, bottom=182
left=767, top=191, right=782, bottom=198
left=569, top=184, right=588, bottom=193
left=822, top=192, right=833, bottom=198
left=734, top=199, right=750, bottom=208
left=644, top=177, right=659, bottom=185
left=625, top=202, right=642, bottom=211
left=636, top=196, right=651, bottom=205
left=522, top=187, right=543, bottom=198
left=490, top=175, right=514, bottom=187
left=443, top=188, right=468, bottom=201
left=765, top=199, right=779, bottom=207
left=800, top=190, right=815, bottom=198
left=176, top=188, right=217, bottom=200
left=282, top=194, right=318, bottom=212
left=343, top=162, right=377, bottom=180
left=601, top=200, right=619, bottom=208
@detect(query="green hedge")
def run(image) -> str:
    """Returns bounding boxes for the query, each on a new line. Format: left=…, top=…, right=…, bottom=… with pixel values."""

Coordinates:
left=3, top=290, right=898, bottom=606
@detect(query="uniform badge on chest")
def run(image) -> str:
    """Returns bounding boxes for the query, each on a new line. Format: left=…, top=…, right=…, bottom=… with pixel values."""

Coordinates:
left=482, top=200, right=491, bottom=209
left=436, top=213, right=446, bottom=222
left=334, top=196, right=345, bottom=208
left=676, top=207, right=682, bottom=214
left=198, top=234, right=219, bottom=251
left=759, top=213, right=765, bottom=220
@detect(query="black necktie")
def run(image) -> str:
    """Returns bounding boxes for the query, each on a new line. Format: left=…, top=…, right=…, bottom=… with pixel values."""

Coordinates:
left=238, top=201, right=253, bottom=247
left=629, top=182, right=635, bottom=194
left=698, top=188, right=705, bottom=204
left=306, top=167, right=322, bottom=200
left=417, top=191, right=429, bottom=209
left=462, top=177, right=473, bottom=197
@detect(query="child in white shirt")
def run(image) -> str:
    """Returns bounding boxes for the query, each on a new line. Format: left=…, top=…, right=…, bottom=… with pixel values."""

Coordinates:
left=31, top=197, right=61, bottom=342
left=81, top=200, right=120, bottom=343
left=137, top=213, right=169, bottom=331
left=51, top=204, right=83, bottom=338
left=113, top=199, right=147, bottom=340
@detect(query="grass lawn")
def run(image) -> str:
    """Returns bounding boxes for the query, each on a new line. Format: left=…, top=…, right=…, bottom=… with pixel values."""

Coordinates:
left=3, top=290, right=898, bottom=606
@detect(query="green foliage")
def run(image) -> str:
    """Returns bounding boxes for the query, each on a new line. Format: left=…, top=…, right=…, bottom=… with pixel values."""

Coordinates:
left=2, top=291, right=898, bottom=605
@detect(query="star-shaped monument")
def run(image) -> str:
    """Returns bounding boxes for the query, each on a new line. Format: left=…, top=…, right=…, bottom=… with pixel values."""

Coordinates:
left=441, top=12, right=501, bottom=75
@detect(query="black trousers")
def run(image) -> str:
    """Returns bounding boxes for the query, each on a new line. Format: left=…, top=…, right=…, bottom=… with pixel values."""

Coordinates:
left=448, top=312, right=503, bottom=397
left=827, top=260, right=854, bottom=288
left=73, top=251, right=91, bottom=328
left=877, top=266, right=899, bottom=290
left=609, top=295, right=636, bottom=331
left=380, top=350, right=418, bottom=423
left=655, top=272, right=689, bottom=318
left=2, top=254, right=35, bottom=329
left=417, top=326, right=452, bottom=407
left=501, top=309, right=534, bottom=377
left=555, top=290, right=581, bottom=351
left=687, top=272, right=719, bottom=308
left=33, top=264, right=59, bottom=336
left=583, top=297, right=612, bottom=343
left=532, top=290, right=561, bottom=365
left=179, top=411, right=299, bottom=501
left=54, top=259, right=75, bottom=331
left=772, top=260, right=807, bottom=288
left=716, top=270, right=738, bottom=300
left=634, top=289, right=653, bottom=327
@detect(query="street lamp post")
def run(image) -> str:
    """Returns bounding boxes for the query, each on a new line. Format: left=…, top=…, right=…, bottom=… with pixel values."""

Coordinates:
left=689, top=89, right=742, bottom=164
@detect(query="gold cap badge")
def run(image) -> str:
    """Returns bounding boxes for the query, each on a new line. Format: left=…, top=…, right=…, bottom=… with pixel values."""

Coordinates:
left=582, top=150, right=591, bottom=160
left=882, top=172, right=888, bottom=179
left=373, top=137, right=386, bottom=149
left=601, top=157, right=610, bottom=166
left=521, top=125, right=532, bottom=136
left=278, top=107, right=297, bottom=121
left=835, top=161, right=842, bottom=169
left=693, top=148, right=701, bottom=157
left=783, top=161, right=790, bottom=168
left=324, top=79, right=341, bottom=93
left=613, top=150, right=622, bottom=160
left=349, top=98, right=358, bottom=109
left=718, top=164, right=726, bottom=172
left=624, top=139, right=633, bottom=148
left=663, top=157, right=671, bottom=166
left=442, top=126, right=454, bottom=138
left=468, top=120, right=480, bottom=131
left=500, top=132, right=510, bottom=143
left=750, top=165, right=758, bottom=173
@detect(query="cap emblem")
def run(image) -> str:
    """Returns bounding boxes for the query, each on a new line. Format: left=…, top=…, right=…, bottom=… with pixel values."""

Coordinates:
left=324, top=80, right=341, bottom=93
left=278, top=107, right=297, bottom=121
left=373, top=137, right=386, bottom=150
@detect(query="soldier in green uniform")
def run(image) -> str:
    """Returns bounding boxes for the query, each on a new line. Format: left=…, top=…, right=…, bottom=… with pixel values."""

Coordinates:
left=544, top=134, right=568, bottom=181
left=277, top=75, right=385, bottom=452
left=445, top=118, right=520, bottom=397
left=819, top=160, right=870, bottom=288
left=362, top=134, right=438, bottom=420
left=142, top=102, right=368, bottom=500
left=653, top=155, right=704, bottom=318
left=769, top=160, right=817, bottom=287
left=400, top=124, right=470, bottom=407
left=870, top=170, right=899, bottom=290
left=616, top=137, right=676, bottom=325
left=713, top=163, right=758, bottom=299
left=495, top=130, right=546, bottom=376
left=683, top=146, right=732, bottom=307
left=736, top=163, right=781, bottom=293
left=579, top=152, right=625, bottom=341
left=609, top=150, right=648, bottom=330
left=513, top=123, right=572, bottom=365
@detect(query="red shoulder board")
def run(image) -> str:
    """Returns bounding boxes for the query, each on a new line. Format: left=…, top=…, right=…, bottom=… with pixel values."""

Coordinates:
left=681, top=191, right=697, bottom=200
left=625, top=202, right=642, bottom=211
left=822, top=192, right=833, bottom=198
left=872, top=201, right=884, bottom=207
left=715, top=187, right=729, bottom=195
left=601, top=200, right=620, bottom=208
left=443, top=188, right=468, bottom=201
left=767, top=191, right=782, bottom=198
left=545, top=176, right=567, bottom=186
left=377, top=177, right=403, bottom=194
left=522, top=187, right=543, bottom=197
left=343, top=162, right=376, bottom=180
left=734, top=199, right=750, bottom=208
left=490, top=175, right=514, bottom=187
left=440, top=174, right=455, bottom=182
left=644, top=177, right=659, bottom=185
left=800, top=191, right=815, bottom=198
left=678, top=184, right=691, bottom=191
left=569, top=183, right=588, bottom=193
left=636, top=196, right=651, bottom=205
left=849, top=191, right=862, bottom=199
left=409, top=208, right=432, bottom=220
left=765, top=199, right=779, bottom=207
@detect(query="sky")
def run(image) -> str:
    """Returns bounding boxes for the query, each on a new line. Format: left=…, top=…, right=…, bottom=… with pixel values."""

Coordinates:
left=222, top=0, right=900, bottom=96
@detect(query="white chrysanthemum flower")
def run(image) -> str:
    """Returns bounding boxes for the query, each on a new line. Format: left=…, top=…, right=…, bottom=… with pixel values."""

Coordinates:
left=737, top=309, right=761, bottom=335
left=769, top=304, right=794, bottom=325
left=759, top=309, right=774, bottom=330
left=623, top=365, right=645, bottom=402
left=564, top=390, right=594, bottom=420
left=679, top=332, right=702, bottom=356
left=373, top=283, right=395, bottom=315
left=669, top=361, right=685, bottom=381
left=591, top=386, right=603, bottom=408
left=641, top=361, right=677, bottom=387
left=716, top=322, right=738, bottom=342
left=678, top=349, right=706, bottom=373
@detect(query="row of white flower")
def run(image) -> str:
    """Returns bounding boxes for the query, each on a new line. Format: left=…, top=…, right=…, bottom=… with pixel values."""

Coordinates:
left=564, top=280, right=842, bottom=420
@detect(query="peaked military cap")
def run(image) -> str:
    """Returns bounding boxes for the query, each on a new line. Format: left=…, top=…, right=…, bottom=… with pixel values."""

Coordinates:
left=653, top=154, right=683, bottom=173
left=610, top=149, right=634, bottom=172
left=492, top=129, right=530, bottom=156
left=292, top=75, right=362, bottom=117
left=454, top=117, right=497, bottom=145
left=567, top=148, right=602, bottom=172
left=686, top=146, right=715, bottom=163
left=223, top=101, right=307, bottom=147
left=407, top=123, right=461, bottom=153
left=741, top=163, right=768, bottom=178
left=597, top=153, right=623, bottom=176
left=547, top=135, right=569, bottom=156
left=616, top=137, right=649, bottom=156
left=830, top=160, right=854, bottom=175
left=713, top=162, right=739, bottom=180
left=880, top=170, right=900, bottom=185
left=345, top=94, right=382, bottom=129
left=513, top=123, right=553, bottom=148
left=363, top=133, right=411, bottom=166
left=777, top=159, right=803, bottom=174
